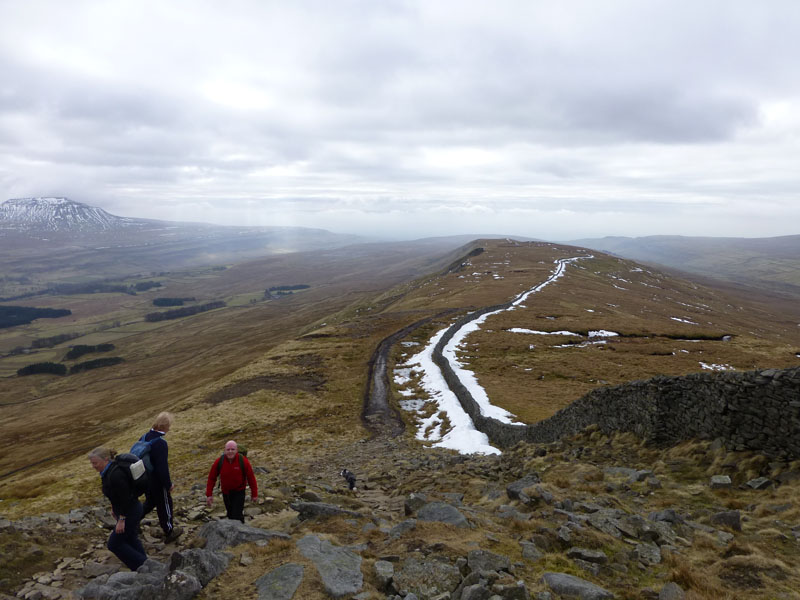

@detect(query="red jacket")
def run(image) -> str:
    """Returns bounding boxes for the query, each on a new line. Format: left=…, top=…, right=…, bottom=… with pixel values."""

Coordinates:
left=206, top=453, right=258, bottom=498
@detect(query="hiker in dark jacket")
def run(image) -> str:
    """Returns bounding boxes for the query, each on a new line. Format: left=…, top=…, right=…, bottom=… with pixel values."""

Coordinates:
left=205, top=440, right=258, bottom=522
left=140, top=412, right=182, bottom=542
left=88, top=446, right=147, bottom=571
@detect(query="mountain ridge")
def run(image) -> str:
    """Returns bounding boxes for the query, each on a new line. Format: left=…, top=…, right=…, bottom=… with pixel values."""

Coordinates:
left=566, top=233, right=800, bottom=297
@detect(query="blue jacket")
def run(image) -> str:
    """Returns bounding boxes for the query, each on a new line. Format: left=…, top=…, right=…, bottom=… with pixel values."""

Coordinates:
left=143, top=429, right=172, bottom=489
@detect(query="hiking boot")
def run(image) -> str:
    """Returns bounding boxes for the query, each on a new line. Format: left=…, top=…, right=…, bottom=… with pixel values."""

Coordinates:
left=164, top=526, right=183, bottom=543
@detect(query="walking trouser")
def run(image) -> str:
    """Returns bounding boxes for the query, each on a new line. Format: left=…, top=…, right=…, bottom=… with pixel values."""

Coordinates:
left=107, top=501, right=146, bottom=571
left=142, top=483, right=175, bottom=535
left=223, top=489, right=245, bottom=523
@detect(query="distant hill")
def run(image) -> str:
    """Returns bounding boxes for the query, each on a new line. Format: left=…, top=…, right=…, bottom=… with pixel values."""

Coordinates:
left=0, top=197, right=139, bottom=232
left=565, top=234, right=800, bottom=297
left=0, top=196, right=369, bottom=292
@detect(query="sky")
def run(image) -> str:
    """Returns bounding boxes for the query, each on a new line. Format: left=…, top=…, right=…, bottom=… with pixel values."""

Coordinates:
left=1, top=1, right=799, bottom=240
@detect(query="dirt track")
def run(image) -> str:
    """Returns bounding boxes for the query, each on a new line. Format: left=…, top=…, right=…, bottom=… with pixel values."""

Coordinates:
left=361, top=310, right=459, bottom=437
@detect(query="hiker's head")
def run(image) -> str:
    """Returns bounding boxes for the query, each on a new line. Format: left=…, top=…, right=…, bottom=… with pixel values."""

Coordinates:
left=88, top=446, right=114, bottom=472
left=224, top=440, right=238, bottom=458
left=153, top=411, right=174, bottom=433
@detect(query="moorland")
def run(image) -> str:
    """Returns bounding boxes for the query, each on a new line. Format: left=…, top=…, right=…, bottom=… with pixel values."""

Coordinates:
left=2, top=232, right=800, bottom=599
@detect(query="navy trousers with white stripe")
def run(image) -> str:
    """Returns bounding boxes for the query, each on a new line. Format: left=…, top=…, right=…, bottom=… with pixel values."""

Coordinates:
left=142, top=482, right=175, bottom=535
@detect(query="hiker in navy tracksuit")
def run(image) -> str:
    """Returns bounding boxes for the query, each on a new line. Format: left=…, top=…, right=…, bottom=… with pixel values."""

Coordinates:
left=140, top=412, right=182, bottom=542
left=88, top=446, right=147, bottom=570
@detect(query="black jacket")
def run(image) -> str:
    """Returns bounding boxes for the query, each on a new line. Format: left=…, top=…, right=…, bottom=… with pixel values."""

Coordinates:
left=101, top=461, right=137, bottom=518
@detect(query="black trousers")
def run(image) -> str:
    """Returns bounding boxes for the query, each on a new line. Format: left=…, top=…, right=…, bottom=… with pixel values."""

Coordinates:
left=223, top=489, right=245, bottom=522
left=142, top=483, right=175, bottom=535
left=107, top=501, right=146, bottom=571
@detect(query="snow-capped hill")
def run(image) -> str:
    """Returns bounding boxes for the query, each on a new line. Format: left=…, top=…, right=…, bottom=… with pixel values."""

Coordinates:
left=0, top=197, right=136, bottom=232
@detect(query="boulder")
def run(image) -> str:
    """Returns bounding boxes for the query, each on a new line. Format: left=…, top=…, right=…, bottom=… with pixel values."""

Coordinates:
left=297, top=535, right=363, bottom=598
left=566, top=547, right=608, bottom=564
left=417, top=502, right=469, bottom=528
left=710, top=475, right=732, bottom=489
left=198, top=520, right=290, bottom=551
left=168, top=549, right=231, bottom=586
left=253, top=563, right=304, bottom=600
left=710, top=510, right=741, bottom=532
left=541, top=572, right=614, bottom=599
left=659, top=581, right=686, bottom=599
left=404, top=493, right=428, bottom=515
left=389, top=519, right=417, bottom=538
left=466, top=549, right=511, bottom=574
left=374, top=560, right=394, bottom=592
left=289, top=501, right=363, bottom=521
left=633, top=543, right=661, bottom=566
left=392, top=556, right=461, bottom=599
left=506, top=475, right=541, bottom=503
left=746, top=477, right=772, bottom=490
left=520, top=542, right=543, bottom=562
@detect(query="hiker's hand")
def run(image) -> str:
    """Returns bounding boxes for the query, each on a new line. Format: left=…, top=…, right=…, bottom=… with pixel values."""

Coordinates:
left=170, top=484, right=175, bottom=492
left=251, top=496, right=258, bottom=504
left=206, top=496, right=213, bottom=507
left=115, top=519, right=125, bottom=534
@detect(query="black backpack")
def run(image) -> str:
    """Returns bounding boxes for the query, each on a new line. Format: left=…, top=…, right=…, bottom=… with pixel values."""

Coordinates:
left=115, top=452, right=149, bottom=497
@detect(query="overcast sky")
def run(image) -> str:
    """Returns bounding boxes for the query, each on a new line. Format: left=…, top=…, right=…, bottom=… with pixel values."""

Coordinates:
left=1, top=1, right=799, bottom=240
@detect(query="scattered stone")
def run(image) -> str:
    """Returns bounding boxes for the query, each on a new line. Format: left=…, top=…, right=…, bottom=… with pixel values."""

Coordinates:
left=374, top=560, right=394, bottom=592
left=289, top=501, right=363, bottom=521
left=506, top=474, right=542, bottom=503
left=392, top=557, right=461, bottom=600
left=648, top=509, right=682, bottom=524
left=297, top=535, right=363, bottom=597
left=746, top=477, right=772, bottom=490
left=168, top=549, right=231, bottom=587
left=253, top=563, right=304, bottom=600
left=520, top=542, right=543, bottom=562
left=566, top=547, right=608, bottom=564
left=198, top=520, right=290, bottom=551
left=541, top=572, right=614, bottom=599
left=404, top=493, right=428, bottom=515
left=389, top=519, right=417, bottom=538
left=300, top=490, right=322, bottom=502
left=633, top=542, right=661, bottom=566
left=659, top=581, right=686, bottom=599
left=710, top=510, right=741, bottom=532
left=466, top=549, right=511, bottom=573
left=710, top=475, right=732, bottom=489
left=417, top=502, right=469, bottom=528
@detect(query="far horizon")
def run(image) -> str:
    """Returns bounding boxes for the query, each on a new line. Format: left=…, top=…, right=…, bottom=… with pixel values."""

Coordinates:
left=2, top=196, right=797, bottom=243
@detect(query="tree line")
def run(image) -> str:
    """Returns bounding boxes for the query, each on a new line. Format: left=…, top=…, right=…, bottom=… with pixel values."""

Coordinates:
left=0, top=306, right=72, bottom=329
left=144, top=301, right=226, bottom=322
left=152, top=297, right=196, bottom=307
left=64, top=343, right=115, bottom=360
left=17, top=357, right=124, bottom=377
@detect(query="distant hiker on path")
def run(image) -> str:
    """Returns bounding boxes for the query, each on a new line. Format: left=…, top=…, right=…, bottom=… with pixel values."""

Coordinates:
left=88, top=447, right=147, bottom=571
left=137, top=411, right=182, bottom=542
left=205, top=440, right=258, bottom=522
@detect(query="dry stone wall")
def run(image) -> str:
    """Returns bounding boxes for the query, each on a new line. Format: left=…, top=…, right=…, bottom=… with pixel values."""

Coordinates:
left=432, top=312, right=800, bottom=458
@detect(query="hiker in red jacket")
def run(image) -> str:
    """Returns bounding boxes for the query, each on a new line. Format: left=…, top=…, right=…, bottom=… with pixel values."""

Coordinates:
left=205, top=440, right=258, bottom=522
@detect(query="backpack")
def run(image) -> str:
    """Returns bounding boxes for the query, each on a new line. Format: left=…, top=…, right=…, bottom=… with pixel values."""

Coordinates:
left=114, top=452, right=149, bottom=497
left=130, top=434, right=157, bottom=472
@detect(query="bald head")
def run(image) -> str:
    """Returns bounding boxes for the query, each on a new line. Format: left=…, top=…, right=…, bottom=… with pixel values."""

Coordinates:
left=224, top=440, right=238, bottom=460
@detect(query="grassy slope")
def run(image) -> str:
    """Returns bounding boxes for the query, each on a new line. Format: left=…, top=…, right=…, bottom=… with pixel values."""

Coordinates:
left=568, top=234, right=800, bottom=296
left=2, top=239, right=800, bottom=598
